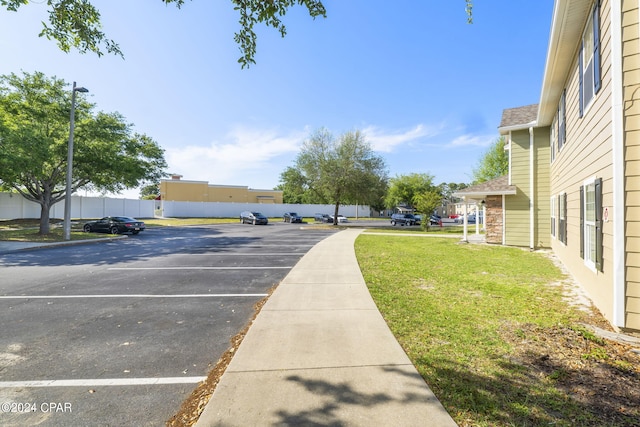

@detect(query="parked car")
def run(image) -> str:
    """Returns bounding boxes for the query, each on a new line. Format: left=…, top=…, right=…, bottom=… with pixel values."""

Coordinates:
left=390, top=213, right=417, bottom=226
left=429, top=214, right=442, bottom=225
left=329, top=214, right=348, bottom=223
left=413, top=214, right=422, bottom=225
left=449, top=214, right=463, bottom=224
left=240, top=211, right=268, bottom=225
left=283, top=212, right=302, bottom=223
left=314, top=213, right=331, bottom=223
left=83, top=216, right=145, bottom=235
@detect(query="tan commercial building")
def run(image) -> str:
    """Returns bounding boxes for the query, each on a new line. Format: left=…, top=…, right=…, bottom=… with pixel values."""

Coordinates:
left=159, top=175, right=283, bottom=204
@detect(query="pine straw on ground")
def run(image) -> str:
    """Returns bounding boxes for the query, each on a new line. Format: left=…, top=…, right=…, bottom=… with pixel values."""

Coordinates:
left=499, top=312, right=640, bottom=427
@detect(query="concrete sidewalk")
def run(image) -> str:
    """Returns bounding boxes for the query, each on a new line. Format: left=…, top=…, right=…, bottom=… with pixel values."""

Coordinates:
left=195, top=229, right=457, bottom=426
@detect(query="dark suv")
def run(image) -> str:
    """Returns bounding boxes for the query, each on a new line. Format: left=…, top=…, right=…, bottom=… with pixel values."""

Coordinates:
left=390, top=213, right=417, bottom=226
left=283, top=212, right=302, bottom=223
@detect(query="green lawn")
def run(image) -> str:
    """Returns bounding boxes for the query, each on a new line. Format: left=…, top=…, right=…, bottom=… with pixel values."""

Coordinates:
left=0, top=219, right=103, bottom=241
left=355, top=234, right=638, bottom=427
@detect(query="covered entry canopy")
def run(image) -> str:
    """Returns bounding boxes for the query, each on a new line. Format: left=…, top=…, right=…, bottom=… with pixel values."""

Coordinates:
left=453, top=176, right=517, bottom=201
left=453, top=176, right=517, bottom=244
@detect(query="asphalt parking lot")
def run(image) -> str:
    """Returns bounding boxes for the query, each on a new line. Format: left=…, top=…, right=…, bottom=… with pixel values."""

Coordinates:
left=0, top=222, right=338, bottom=426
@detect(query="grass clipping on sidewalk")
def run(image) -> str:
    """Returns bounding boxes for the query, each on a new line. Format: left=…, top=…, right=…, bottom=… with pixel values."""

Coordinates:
left=355, top=235, right=640, bottom=427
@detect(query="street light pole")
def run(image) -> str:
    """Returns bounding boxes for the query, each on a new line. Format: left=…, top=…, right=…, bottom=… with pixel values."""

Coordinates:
left=63, top=82, right=89, bottom=241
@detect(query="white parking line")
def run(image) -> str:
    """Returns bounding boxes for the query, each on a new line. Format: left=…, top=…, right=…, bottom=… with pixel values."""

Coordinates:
left=0, top=294, right=268, bottom=299
left=107, top=266, right=293, bottom=270
left=189, top=253, right=303, bottom=256
left=228, top=244, right=314, bottom=248
left=0, top=377, right=207, bottom=387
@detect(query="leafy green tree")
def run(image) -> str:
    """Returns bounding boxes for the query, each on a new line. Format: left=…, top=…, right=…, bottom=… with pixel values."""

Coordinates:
left=466, top=0, right=473, bottom=23
left=140, top=182, right=161, bottom=200
left=385, top=173, right=440, bottom=212
left=0, top=71, right=167, bottom=234
left=368, top=179, right=389, bottom=214
left=276, top=166, right=327, bottom=204
left=1, top=0, right=326, bottom=68
left=1, top=1, right=472, bottom=67
left=229, top=0, right=326, bottom=68
left=438, top=182, right=468, bottom=204
left=292, top=128, right=388, bottom=224
left=414, top=190, right=442, bottom=230
left=471, top=137, right=508, bottom=184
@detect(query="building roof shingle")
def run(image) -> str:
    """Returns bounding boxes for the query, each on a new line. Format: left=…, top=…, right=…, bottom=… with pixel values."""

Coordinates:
left=499, top=104, right=539, bottom=129
left=453, top=175, right=517, bottom=198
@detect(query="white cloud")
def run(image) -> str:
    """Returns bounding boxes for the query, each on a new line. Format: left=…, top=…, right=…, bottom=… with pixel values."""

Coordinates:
left=87, top=124, right=498, bottom=199
left=362, top=124, right=441, bottom=153
left=166, top=126, right=307, bottom=186
left=447, top=134, right=497, bottom=148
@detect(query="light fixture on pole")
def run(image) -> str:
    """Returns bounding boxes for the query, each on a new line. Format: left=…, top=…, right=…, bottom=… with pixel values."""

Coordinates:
left=63, top=82, right=89, bottom=241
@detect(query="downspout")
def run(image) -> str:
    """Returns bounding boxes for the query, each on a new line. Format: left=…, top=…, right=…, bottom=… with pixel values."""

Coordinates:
left=502, top=195, right=506, bottom=245
left=611, top=0, right=625, bottom=328
left=529, top=126, right=535, bottom=250
left=508, top=132, right=513, bottom=185
left=505, top=133, right=512, bottom=246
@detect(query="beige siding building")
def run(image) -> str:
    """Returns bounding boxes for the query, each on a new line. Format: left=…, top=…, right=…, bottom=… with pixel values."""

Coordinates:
left=497, top=114, right=552, bottom=249
left=506, top=128, right=533, bottom=247
left=541, top=0, right=640, bottom=332
left=456, top=0, right=640, bottom=333
left=622, top=0, right=640, bottom=330
left=160, top=175, right=283, bottom=204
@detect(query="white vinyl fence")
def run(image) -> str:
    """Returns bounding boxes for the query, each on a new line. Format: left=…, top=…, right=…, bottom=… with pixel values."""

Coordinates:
left=0, top=193, right=154, bottom=219
left=0, top=192, right=371, bottom=220
left=158, top=200, right=370, bottom=219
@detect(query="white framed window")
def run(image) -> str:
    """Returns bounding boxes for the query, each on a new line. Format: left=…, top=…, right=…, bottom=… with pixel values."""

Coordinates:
left=559, top=192, right=567, bottom=245
left=584, top=180, right=596, bottom=269
left=550, top=195, right=556, bottom=238
left=579, top=1, right=601, bottom=117
left=580, top=178, right=603, bottom=272
left=558, top=90, right=566, bottom=151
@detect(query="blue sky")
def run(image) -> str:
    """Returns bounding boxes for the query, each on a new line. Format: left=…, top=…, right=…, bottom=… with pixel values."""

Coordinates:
left=0, top=1, right=553, bottom=198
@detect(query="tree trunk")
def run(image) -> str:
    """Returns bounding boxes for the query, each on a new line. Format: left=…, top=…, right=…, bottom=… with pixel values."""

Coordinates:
left=39, top=202, right=52, bottom=235
left=333, top=203, right=340, bottom=225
